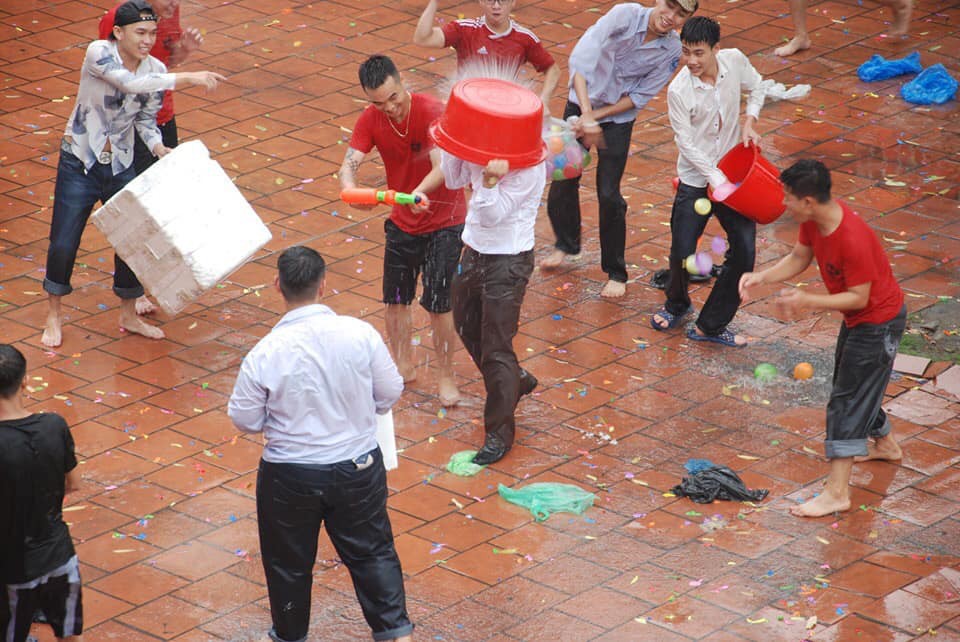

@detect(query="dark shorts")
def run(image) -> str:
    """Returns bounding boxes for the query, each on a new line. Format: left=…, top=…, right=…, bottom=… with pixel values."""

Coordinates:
left=382, top=218, right=463, bottom=314
left=2, top=556, right=83, bottom=642
left=825, top=305, right=907, bottom=458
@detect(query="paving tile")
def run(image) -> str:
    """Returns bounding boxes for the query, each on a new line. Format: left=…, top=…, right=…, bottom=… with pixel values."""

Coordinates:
left=116, top=596, right=217, bottom=640
left=504, top=610, right=603, bottom=642
left=810, top=614, right=914, bottom=642
left=827, top=561, right=917, bottom=598
left=149, top=541, right=241, bottom=582
left=472, top=575, right=568, bottom=619
left=90, top=563, right=190, bottom=606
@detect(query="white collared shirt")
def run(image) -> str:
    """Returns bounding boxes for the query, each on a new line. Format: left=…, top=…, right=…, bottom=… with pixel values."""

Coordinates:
left=64, top=40, right=176, bottom=173
left=228, top=304, right=403, bottom=465
left=440, top=152, right=546, bottom=255
left=668, top=48, right=765, bottom=189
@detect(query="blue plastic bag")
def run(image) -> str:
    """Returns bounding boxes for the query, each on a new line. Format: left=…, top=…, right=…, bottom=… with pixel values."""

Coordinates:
left=901, top=64, right=959, bottom=105
left=857, top=51, right=922, bottom=82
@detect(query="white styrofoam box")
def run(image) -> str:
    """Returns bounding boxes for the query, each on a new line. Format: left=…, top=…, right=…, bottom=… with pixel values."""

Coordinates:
left=91, top=140, right=271, bottom=314
left=376, top=410, right=398, bottom=470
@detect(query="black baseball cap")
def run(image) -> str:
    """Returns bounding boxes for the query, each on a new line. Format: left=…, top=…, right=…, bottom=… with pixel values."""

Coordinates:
left=114, top=0, right=158, bottom=27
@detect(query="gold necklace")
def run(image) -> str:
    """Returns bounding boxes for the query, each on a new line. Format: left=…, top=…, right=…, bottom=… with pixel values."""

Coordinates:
left=388, top=99, right=412, bottom=138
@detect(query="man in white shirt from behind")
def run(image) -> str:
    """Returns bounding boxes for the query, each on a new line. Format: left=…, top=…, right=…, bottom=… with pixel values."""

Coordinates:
left=440, top=153, right=545, bottom=465
left=651, top=16, right=765, bottom=348
left=228, top=246, right=413, bottom=642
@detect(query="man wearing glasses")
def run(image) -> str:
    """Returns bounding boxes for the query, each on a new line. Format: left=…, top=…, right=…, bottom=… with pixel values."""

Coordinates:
left=414, top=0, right=560, bottom=114
left=542, top=0, right=697, bottom=298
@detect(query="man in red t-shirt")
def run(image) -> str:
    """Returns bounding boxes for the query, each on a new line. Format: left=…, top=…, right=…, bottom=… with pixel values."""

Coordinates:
left=413, top=0, right=560, bottom=113
left=99, top=0, right=202, bottom=316
left=740, top=160, right=906, bottom=518
left=339, top=55, right=467, bottom=407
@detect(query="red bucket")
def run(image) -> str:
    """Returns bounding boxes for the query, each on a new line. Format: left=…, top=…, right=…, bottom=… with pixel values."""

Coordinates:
left=714, top=144, right=785, bottom=224
left=430, top=78, right=547, bottom=168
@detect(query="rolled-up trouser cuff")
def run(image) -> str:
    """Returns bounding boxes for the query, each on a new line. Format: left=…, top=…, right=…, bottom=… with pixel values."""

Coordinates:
left=113, top=283, right=144, bottom=299
left=43, top=277, right=72, bottom=296
left=269, top=628, right=306, bottom=642
left=373, top=623, right=414, bottom=641
left=871, top=415, right=892, bottom=438
left=825, top=438, right=868, bottom=459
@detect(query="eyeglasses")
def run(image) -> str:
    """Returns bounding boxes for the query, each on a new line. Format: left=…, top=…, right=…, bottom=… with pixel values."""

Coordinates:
left=482, top=0, right=511, bottom=5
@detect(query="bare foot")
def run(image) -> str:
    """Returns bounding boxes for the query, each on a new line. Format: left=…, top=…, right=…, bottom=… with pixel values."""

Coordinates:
left=540, top=249, right=568, bottom=269
left=438, top=376, right=460, bottom=407
left=789, top=492, right=851, bottom=517
left=42, top=313, right=63, bottom=348
left=120, top=316, right=165, bottom=340
left=600, top=280, right=626, bottom=298
left=775, top=35, right=811, bottom=57
left=888, top=0, right=911, bottom=35
left=854, top=436, right=903, bottom=462
left=135, top=295, right=157, bottom=315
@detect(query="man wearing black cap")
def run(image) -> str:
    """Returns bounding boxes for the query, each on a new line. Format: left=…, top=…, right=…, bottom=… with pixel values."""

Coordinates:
left=41, top=0, right=225, bottom=348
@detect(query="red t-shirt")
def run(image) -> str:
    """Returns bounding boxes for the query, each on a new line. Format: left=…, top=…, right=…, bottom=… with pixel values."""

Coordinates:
left=99, top=4, right=181, bottom=125
left=442, top=18, right=554, bottom=73
left=799, top=201, right=904, bottom=327
left=349, top=93, right=466, bottom=235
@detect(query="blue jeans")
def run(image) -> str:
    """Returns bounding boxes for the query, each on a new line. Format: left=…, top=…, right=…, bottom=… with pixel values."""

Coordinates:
left=44, top=145, right=144, bottom=299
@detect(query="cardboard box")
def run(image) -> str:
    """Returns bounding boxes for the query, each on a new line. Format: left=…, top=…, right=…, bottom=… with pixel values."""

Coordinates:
left=92, top=140, right=271, bottom=314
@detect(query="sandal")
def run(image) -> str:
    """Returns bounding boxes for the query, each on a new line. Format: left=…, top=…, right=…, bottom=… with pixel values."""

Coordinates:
left=686, top=327, right=745, bottom=348
left=650, top=306, right=692, bottom=331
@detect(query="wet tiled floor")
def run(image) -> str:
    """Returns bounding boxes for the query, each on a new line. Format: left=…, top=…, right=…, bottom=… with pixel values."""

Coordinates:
left=2, top=0, right=959, bottom=640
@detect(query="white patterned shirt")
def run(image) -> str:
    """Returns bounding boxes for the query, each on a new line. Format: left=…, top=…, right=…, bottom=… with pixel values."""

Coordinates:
left=63, top=39, right=175, bottom=173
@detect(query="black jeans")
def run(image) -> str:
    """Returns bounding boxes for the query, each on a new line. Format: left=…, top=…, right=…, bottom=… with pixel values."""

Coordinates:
left=256, top=452, right=412, bottom=642
left=665, top=182, right=756, bottom=335
left=133, top=117, right=178, bottom=174
left=826, top=306, right=906, bottom=458
left=546, top=101, right=634, bottom=283
left=451, top=247, right=534, bottom=447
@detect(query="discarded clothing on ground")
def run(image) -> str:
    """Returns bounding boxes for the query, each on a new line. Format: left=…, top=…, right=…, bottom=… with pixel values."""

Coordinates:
left=672, top=458, right=769, bottom=504
left=857, top=51, right=922, bottom=82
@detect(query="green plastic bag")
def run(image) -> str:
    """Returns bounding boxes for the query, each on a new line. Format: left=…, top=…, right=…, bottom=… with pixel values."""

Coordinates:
left=497, top=482, right=596, bottom=522
left=446, top=451, right=486, bottom=477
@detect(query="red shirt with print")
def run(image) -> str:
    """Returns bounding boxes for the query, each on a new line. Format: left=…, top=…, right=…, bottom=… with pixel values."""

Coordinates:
left=99, top=4, right=181, bottom=125
left=799, top=201, right=904, bottom=327
left=442, top=18, right=554, bottom=73
left=349, top=93, right=466, bottom=236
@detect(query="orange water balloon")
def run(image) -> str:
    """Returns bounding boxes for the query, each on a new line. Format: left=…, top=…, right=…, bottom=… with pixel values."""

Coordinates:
left=793, top=362, right=814, bottom=380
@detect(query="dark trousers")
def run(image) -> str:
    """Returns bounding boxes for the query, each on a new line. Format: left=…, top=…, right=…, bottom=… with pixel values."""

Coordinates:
left=256, top=453, right=412, bottom=642
left=665, top=182, right=756, bottom=335
left=451, top=247, right=534, bottom=446
left=133, top=117, right=178, bottom=174
left=546, top=101, right=634, bottom=283
left=43, top=144, right=143, bottom=299
left=825, top=306, right=907, bottom=458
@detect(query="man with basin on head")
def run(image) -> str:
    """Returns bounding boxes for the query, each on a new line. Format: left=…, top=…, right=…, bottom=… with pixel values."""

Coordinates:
left=650, top=16, right=767, bottom=348
left=41, top=0, right=224, bottom=348
left=413, top=0, right=560, bottom=112
left=542, top=0, right=697, bottom=299
left=339, top=54, right=467, bottom=407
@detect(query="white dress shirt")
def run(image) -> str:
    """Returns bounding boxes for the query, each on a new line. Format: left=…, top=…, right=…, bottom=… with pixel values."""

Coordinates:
left=228, top=304, right=403, bottom=465
left=668, top=48, right=765, bottom=189
left=440, top=152, right=546, bottom=254
left=64, top=40, right=175, bottom=173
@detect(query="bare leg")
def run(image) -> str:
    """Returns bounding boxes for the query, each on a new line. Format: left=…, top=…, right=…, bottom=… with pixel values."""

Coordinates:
left=540, top=248, right=569, bottom=269
left=600, top=280, right=626, bottom=298
left=385, top=303, right=416, bottom=382
left=119, top=298, right=164, bottom=340
left=42, top=294, right=64, bottom=347
left=790, top=457, right=853, bottom=517
left=775, top=0, right=811, bottom=56
left=854, top=433, right=903, bottom=462
left=430, top=311, right=460, bottom=407
left=135, top=295, right=157, bottom=315
left=887, top=0, right=911, bottom=35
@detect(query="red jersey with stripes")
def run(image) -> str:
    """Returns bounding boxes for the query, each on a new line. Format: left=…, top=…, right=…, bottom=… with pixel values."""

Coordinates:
left=442, top=17, right=554, bottom=72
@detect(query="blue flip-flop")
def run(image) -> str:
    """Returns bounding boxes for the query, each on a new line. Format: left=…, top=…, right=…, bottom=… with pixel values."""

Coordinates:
left=651, top=306, right=692, bottom=331
left=686, top=327, right=745, bottom=348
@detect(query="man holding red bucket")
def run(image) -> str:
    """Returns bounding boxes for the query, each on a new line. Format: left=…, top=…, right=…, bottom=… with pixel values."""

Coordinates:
left=651, top=16, right=767, bottom=347
left=430, top=78, right=546, bottom=465
left=543, top=0, right=697, bottom=299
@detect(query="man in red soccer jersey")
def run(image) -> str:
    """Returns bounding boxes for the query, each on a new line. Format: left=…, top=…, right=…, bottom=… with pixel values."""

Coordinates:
left=339, top=55, right=467, bottom=408
left=413, top=0, right=559, bottom=113
left=98, top=0, right=202, bottom=316
left=740, top=160, right=906, bottom=518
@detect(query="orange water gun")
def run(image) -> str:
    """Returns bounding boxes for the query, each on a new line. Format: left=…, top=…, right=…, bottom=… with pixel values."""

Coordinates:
left=340, top=188, right=422, bottom=206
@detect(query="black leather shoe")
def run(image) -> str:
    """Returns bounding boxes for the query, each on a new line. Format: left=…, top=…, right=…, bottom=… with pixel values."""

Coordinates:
left=519, top=369, right=538, bottom=397
left=472, top=436, right=510, bottom=465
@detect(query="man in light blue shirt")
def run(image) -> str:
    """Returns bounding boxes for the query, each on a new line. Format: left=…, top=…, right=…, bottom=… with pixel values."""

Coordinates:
left=229, top=246, right=412, bottom=642
left=543, top=0, right=696, bottom=299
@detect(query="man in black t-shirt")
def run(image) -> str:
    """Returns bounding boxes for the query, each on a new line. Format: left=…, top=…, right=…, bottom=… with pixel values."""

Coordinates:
left=0, top=344, right=84, bottom=642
